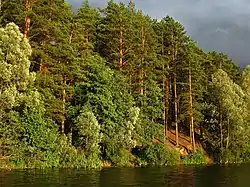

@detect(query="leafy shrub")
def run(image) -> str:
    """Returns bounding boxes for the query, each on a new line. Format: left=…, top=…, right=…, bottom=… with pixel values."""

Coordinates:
left=58, top=134, right=102, bottom=169
left=59, top=134, right=86, bottom=168
left=20, top=106, right=60, bottom=168
left=105, top=142, right=133, bottom=167
left=135, top=143, right=179, bottom=166
left=73, top=106, right=102, bottom=156
left=182, top=149, right=206, bottom=165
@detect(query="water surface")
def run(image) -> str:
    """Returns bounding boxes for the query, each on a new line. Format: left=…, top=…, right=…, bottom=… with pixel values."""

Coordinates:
left=1, top=164, right=250, bottom=187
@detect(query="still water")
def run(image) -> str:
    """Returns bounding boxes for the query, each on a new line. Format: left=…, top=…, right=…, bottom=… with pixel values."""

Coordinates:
left=1, top=164, right=250, bottom=187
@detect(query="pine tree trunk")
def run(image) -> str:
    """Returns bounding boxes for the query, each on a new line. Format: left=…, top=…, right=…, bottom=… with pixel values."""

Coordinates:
left=226, top=117, right=229, bottom=149
left=219, top=60, right=223, bottom=163
left=169, top=72, right=172, bottom=126
left=69, top=29, right=73, bottom=45
left=172, top=33, right=179, bottom=146
left=161, top=31, right=170, bottom=143
left=50, top=0, right=54, bottom=19
left=162, top=31, right=167, bottom=142
left=189, top=67, right=192, bottom=144
left=174, top=71, right=178, bottom=146
left=140, top=25, right=145, bottom=95
left=61, top=78, right=66, bottom=134
left=226, top=116, right=230, bottom=163
left=200, top=126, right=203, bottom=138
left=164, top=73, right=169, bottom=140
left=140, top=68, right=144, bottom=95
left=24, top=0, right=31, bottom=38
left=219, top=110, right=223, bottom=163
left=163, top=76, right=166, bottom=142
left=189, top=65, right=196, bottom=151
left=39, top=41, right=45, bottom=72
left=119, top=19, right=123, bottom=71
left=129, top=74, right=132, bottom=94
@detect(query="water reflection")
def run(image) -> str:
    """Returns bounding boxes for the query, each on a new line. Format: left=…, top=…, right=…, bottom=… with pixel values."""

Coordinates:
left=164, top=166, right=196, bottom=187
left=1, top=164, right=250, bottom=187
left=0, top=169, right=101, bottom=187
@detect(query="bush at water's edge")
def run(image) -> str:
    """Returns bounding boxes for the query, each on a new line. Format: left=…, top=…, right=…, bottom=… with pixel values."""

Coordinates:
left=181, top=149, right=207, bottom=165
left=0, top=141, right=212, bottom=170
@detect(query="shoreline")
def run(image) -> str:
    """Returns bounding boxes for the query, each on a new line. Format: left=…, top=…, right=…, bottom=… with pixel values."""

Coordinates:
left=0, top=161, right=213, bottom=171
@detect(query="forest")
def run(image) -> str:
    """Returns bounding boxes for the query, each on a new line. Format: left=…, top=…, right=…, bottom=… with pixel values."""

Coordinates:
left=0, top=0, right=250, bottom=169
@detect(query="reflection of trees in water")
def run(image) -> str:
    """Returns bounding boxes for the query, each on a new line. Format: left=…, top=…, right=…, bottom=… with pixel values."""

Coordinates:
left=164, top=165, right=250, bottom=187
left=233, top=164, right=250, bottom=186
left=100, top=167, right=197, bottom=187
left=0, top=170, right=15, bottom=187
left=99, top=166, right=250, bottom=187
left=164, top=166, right=196, bottom=187
left=100, top=168, right=143, bottom=187
left=195, top=165, right=232, bottom=187
left=1, top=169, right=62, bottom=187
left=99, top=167, right=181, bottom=187
left=194, top=165, right=249, bottom=187
left=3, top=165, right=250, bottom=187
left=216, top=164, right=250, bottom=187
left=99, top=167, right=197, bottom=187
left=1, top=169, right=101, bottom=187
left=63, top=170, right=100, bottom=187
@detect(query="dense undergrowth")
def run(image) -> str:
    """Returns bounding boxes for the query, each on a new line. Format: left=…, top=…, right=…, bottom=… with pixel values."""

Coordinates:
left=0, top=136, right=207, bottom=169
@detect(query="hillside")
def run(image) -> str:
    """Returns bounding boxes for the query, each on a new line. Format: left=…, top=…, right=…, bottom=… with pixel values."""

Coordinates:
left=154, top=130, right=213, bottom=164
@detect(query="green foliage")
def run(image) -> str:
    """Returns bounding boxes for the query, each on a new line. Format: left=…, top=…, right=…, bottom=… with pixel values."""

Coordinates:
left=59, top=134, right=87, bottom=168
left=58, top=134, right=102, bottom=169
left=0, top=23, right=34, bottom=109
left=104, top=107, right=141, bottom=167
left=135, top=143, right=179, bottom=166
left=73, top=0, right=100, bottom=57
left=97, top=0, right=135, bottom=70
left=70, top=55, right=139, bottom=166
left=211, top=69, right=250, bottom=163
left=21, top=109, right=60, bottom=168
left=0, top=0, right=25, bottom=27
left=181, top=150, right=206, bottom=165
left=0, top=91, right=62, bottom=168
left=106, top=147, right=133, bottom=167
left=33, top=0, right=74, bottom=128
left=3, top=0, right=250, bottom=169
left=73, top=106, right=102, bottom=156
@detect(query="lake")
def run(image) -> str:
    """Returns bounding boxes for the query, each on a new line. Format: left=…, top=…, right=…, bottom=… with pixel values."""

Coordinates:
left=1, top=164, right=250, bottom=187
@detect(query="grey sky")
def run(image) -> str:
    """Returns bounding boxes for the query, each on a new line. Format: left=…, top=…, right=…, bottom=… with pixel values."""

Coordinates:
left=67, top=0, right=250, bottom=67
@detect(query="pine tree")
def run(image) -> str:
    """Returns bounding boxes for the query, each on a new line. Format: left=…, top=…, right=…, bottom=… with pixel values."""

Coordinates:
left=132, top=11, right=158, bottom=94
left=72, top=0, right=100, bottom=57
left=153, top=20, right=171, bottom=141
left=184, top=42, right=206, bottom=152
left=158, top=16, right=189, bottom=146
left=32, top=0, right=74, bottom=133
left=97, top=0, right=135, bottom=71
left=0, top=0, right=25, bottom=27
left=131, top=11, right=164, bottom=144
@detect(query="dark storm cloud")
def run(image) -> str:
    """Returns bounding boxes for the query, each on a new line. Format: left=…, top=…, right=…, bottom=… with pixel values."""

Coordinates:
left=67, top=0, right=250, bottom=67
